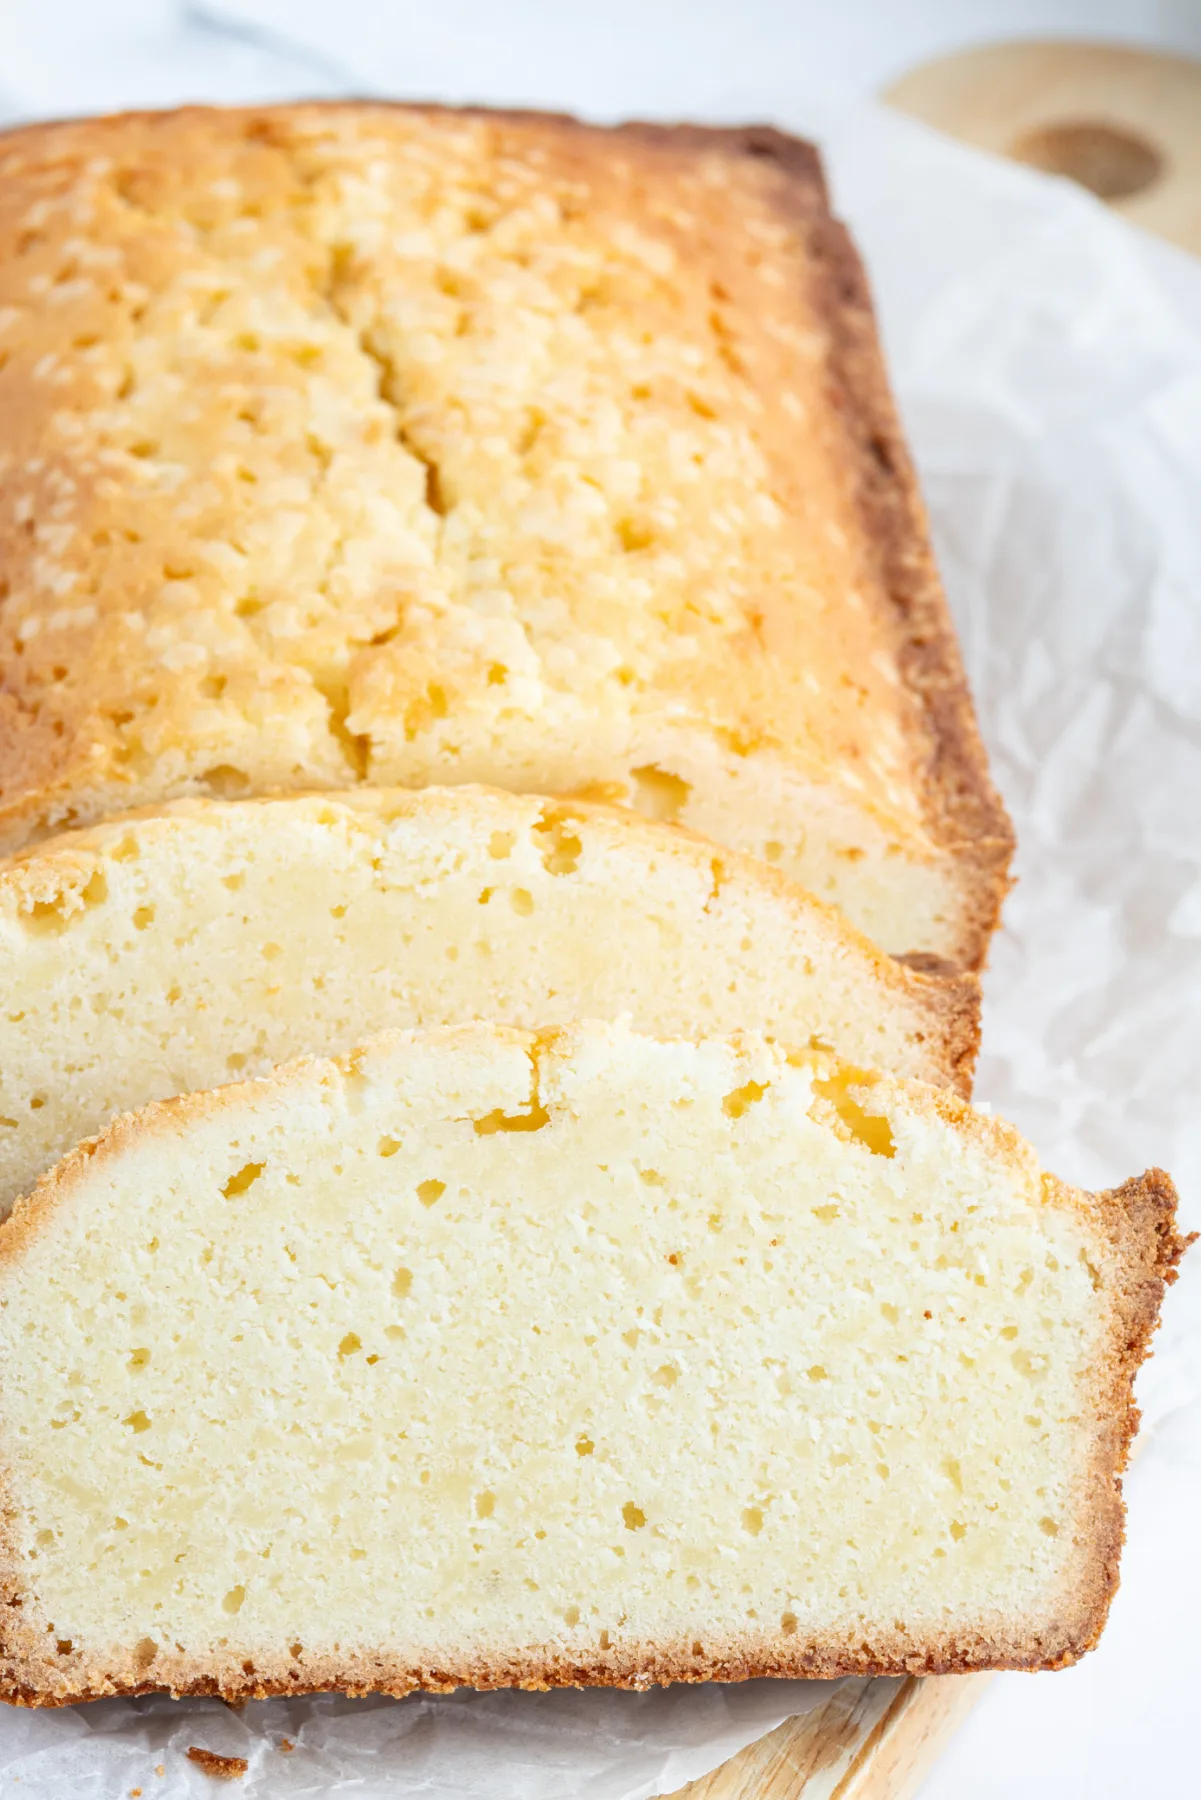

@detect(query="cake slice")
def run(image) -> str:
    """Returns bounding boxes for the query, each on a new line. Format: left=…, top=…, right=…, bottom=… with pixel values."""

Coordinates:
left=0, top=1022, right=1183, bottom=1703
left=0, top=104, right=1011, bottom=965
left=0, top=785, right=977, bottom=1217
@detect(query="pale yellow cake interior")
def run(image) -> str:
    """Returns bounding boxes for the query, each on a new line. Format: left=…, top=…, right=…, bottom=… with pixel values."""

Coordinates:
left=0, top=1025, right=1110, bottom=1694
left=0, top=106, right=990, bottom=958
left=0, top=787, right=971, bottom=1216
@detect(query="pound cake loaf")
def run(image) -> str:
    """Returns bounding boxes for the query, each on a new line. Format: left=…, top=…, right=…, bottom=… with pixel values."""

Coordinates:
left=0, top=785, right=977, bottom=1215
left=0, top=104, right=1012, bottom=965
left=0, top=1022, right=1183, bottom=1703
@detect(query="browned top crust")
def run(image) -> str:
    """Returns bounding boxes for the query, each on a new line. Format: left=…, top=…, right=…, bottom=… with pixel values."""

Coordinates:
left=607, top=119, right=1015, bottom=947
left=0, top=104, right=1011, bottom=963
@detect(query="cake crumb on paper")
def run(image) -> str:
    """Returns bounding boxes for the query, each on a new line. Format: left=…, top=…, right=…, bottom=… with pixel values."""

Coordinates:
left=185, top=1747, right=248, bottom=1781
left=279, top=1738, right=294, bottom=1752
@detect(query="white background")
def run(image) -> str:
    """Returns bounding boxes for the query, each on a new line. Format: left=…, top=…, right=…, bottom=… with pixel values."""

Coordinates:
left=0, top=5, right=1198, bottom=1798
left=1, top=1, right=1201, bottom=121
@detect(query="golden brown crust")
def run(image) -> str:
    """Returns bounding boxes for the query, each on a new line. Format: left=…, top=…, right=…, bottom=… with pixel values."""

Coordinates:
left=799, top=195, right=1015, bottom=968
left=0, top=1624, right=1138, bottom=1710
left=671, top=122, right=1013, bottom=966
left=400, top=110, right=1018, bottom=969
left=0, top=103, right=1009, bottom=967
left=1063, top=1169, right=1195, bottom=1661
left=395, top=111, right=1017, bottom=969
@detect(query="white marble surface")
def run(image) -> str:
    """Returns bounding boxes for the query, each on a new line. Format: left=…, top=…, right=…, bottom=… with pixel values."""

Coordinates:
left=0, top=0, right=1200, bottom=121
left=0, top=6, right=1197, bottom=1798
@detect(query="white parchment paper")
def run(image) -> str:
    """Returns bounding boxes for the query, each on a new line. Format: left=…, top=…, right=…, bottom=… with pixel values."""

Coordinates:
left=0, top=8, right=1198, bottom=1794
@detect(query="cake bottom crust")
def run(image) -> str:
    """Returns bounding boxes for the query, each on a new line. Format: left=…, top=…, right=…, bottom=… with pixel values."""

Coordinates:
left=0, top=1609, right=1113, bottom=1709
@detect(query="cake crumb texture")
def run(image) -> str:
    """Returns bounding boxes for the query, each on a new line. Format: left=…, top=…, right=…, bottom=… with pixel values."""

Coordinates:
left=185, top=1746, right=248, bottom=1780
left=0, top=785, right=978, bottom=1213
left=0, top=1023, right=1183, bottom=1703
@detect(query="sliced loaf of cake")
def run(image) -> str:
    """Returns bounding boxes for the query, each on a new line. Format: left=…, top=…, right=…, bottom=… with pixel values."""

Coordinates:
left=0, top=1022, right=1183, bottom=1703
left=0, top=786, right=976, bottom=1215
left=0, top=104, right=1012, bottom=964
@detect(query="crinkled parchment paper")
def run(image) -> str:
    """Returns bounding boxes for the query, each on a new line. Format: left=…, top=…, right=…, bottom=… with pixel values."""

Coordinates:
left=0, top=9, right=1198, bottom=1793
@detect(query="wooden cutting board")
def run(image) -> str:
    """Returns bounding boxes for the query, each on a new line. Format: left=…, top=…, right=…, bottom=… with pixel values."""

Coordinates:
left=884, top=39, right=1201, bottom=255
left=658, top=1673, right=989, bottom=1800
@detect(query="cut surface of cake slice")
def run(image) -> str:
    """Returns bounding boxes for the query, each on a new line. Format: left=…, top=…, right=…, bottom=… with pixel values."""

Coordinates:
left=0, top=1022, right=1183, bottom=1703
left=0, top=785, right=977, bottom=1217
left=0, top=104, right=1012, bottom=964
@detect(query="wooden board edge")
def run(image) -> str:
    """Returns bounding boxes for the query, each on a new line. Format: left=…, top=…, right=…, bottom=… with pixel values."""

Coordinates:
left=836, top=1671, right=992, bottom=1800
left=661, top=1672, right=991, bottom=1800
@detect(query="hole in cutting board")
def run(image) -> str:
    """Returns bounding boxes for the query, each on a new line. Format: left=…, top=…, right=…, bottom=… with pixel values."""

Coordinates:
left=1009, top=120, right=1164, bottom=200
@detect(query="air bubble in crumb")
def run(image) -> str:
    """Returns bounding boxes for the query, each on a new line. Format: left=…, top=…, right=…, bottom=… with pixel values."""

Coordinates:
left=812, top=1069, right=895, bottom=1157
left=474, top=1101, right=549, bottom=1135
left=723, top=1080, right=767, bottom=1120
left=533, top=812, right=583, bottom=875
left=630, top=764, right=690, bottom=822
left=222, top=1586, right=245, bottom=1614
left=416, top=1179, right=445, bottom=1206
left=622, top=1503, right=646, bottom=1530
left=82, top=868, right=108, bottom=904
left=222, top=1162, right=264, bottom=1197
